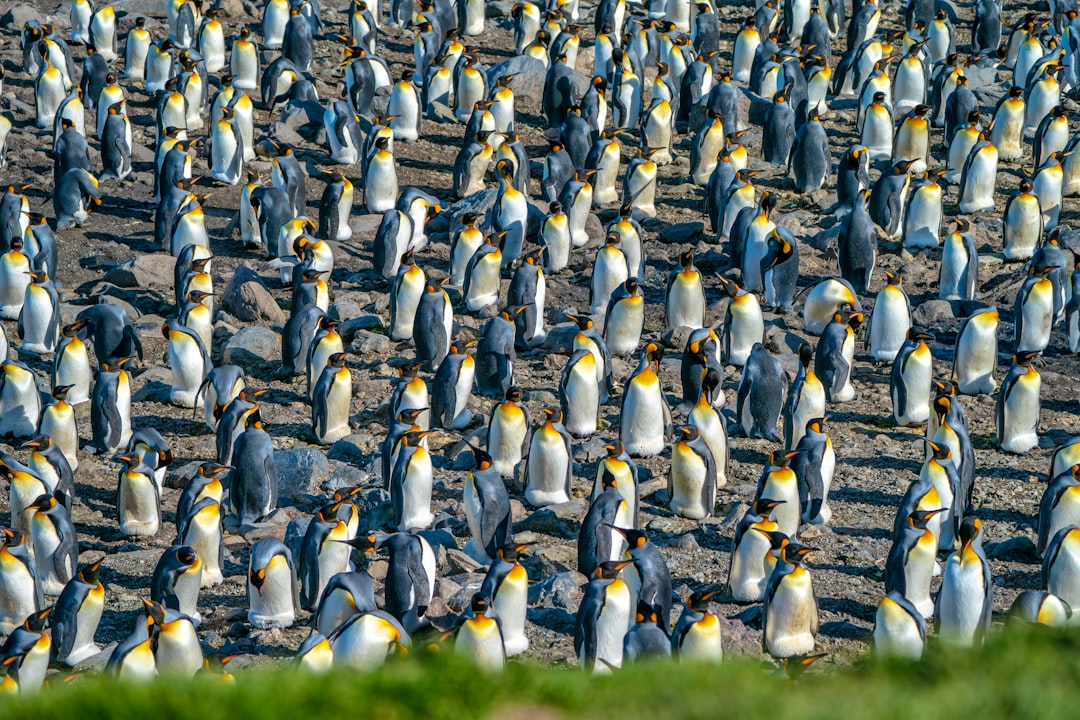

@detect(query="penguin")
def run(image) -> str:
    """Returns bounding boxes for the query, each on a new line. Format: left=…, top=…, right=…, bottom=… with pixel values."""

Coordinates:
left=328, top=607, right=410, bottom=671
left=22, top=434, right=73, bottom=511
left=387, top=363, right=429, bottom=432
left=868, top=272, right=912, bottom=362
left=1034, top=106, right=1070, bottom=172
left=784, top=344, right=826, bottom=451
left=1003, top=180, right=1044, bottom=262
left=792, top=418, right=835, bottom=526
left=107, top=608, right=157, bottom=681
left=622, top=600, right=671, bottom=663
left=162, top=318, right=210, bottom=409
left=996, top=351, right=1042, bottom=454
left=903, top=171, right=945, bottom=250
left=575, top=560, right=633, bottom=673
left=871, top=591, right=925, bottom=660
left=229, top=410, right=277, bottom=526
left=837, top=146, right=871, bottom=211
left=150, top=545, right=202, bottom=623
left=790, top=111, right=830, bottom=192
left=99, top=103, right=132, bottom=182
left=621, top=343, right=673, bottom=457
left=248, top=538, right=298, bottom=629
left=84, top=351, right=130, bottom=449
left=803, top=277, right=862, bottom=335
left=947, top=110, right=983, bottom=184
left=144, top=600, right=202, bottom=679
left=816, top=311, right=863, bottom=403
left=0, top=529, right=40, bottom=635
left=314, top=569, right=377, bottom=636
left=762, top=543, right=818, bottom=658
left=737, top=343, right=785, bottom=440
left=958, top=134, right=999, bottom=214
left=687, top=366, right=728, bottom=487
left=51, top=558, right=104, bottom=666
left=27, top=493, right=77, bottom=595
left=358, top=532, right=436, bottom=634
left=665, top=250, right=705, bottom=331
left=991, top=86, right=1027, bottom=161
left=476, top=310, right=520, bottom=398
left=885, top=508, right=945, bottom=618
left=298, top=504, right=352, bottom=612
left=590, top=233, right=629, bottom=317
left=1015, top=265, right=1056, bottom=353
left=940, top=218, right=979, bottom=301
left=312, top=353, right=353, bottom=445
left=0, top=359, right=41, bottom=440
left=459, top=445, right=513, bottom=564
left=892, top=328, right=934, bottom=427
left=950, top=306, right=999, bottom=398
left=463, top=236, right=503, bottom=312
left=1007, top=590, right=1072, bottom=627
left=868, top=160, right=913, bottom=239
left=364, top=136, right=398, bottom=213
left=477, top=543, right=529, bottom=657
left=1044, top=526, right=1080, bottom=613
left=114, top=452, right=160, bottom=538
left=668, top=426, right=717, bottom=520
left=126, top=427, right=172, bottom=493
left=281, top=304, right=325, bottom=378
left=389, top=429, right=434, bottom=531
left=452, top=594, right=505, bottom=672
left=0, top=609, right=51, bottom=691
left=681, top=327, right=724, bottom=410
left=17, top=270, right=59, bottom=355
left=755, top=451, right=802, bottom=538
left=431, top=343, right=475, bottom=431
left=935, top=516, right=992, bottom=646
left=524, top=408, right=573, bottom=507
left=508, top=252, right=546, bottom=349
left=603, top=278, right=645, bottom=358
left=198, top=364, right=246, bottom=432
left=1033, top=152, right=1066, bottom=231
left=622, top=149, right=658, bottom=219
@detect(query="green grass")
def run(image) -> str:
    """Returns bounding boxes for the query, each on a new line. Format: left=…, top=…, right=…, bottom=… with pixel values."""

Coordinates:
left=6, top=628, right=1080, bottom=720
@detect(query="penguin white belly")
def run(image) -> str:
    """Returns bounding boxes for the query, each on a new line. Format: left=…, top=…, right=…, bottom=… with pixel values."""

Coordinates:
left=1004, top=199, right=1042, bottom=260
left=30, top=521, right=66, bottom=595
left=173, top=568, right=203, bottom=621
left=0, top=558, right=37, bottom=633
left=622, top=382, right=666, bottom=456
left=813, top=446, right=836, bottom=525
left=332, top=614, right=397, bottom=670
left=450, top=364, right=475, bottom=429
left=391, top=283, right=424, bottom=341
left=65, top=587, right=105, bottom=665
left=1000, top=377, right=1041, bottom=454
left=465, top=260, right=501, bottom=311
left=16, top=643, right=50, bottom=691
left=249, top=566, right=295, bottom=629
left=0, top=262, right=30, bottom=318
left=591, top=255, right=628, bottom=316
left=955, top=322, right=998, bottom=395
left=670, top=449, right=711, bottom=520
left=690, top=408, right=728, bottom=487
left=592, top=581, right=630, bottom=672
left=606, top=302, right=643, bottom=356
left=495, top=567, right=529, bottom=656
left=904, top=191, right=942, bottom=249
left=119, top=476, right=159, bottom=537
left=936, top=558, right=986, bottom=646
left=1018, top=296, right=1053, bottom=353
left=308, top=340, right=341, bottom=400
left=317, top=588, right=358, bottom=636
left=870, top=299, right=910, bottom=362
left=727, top=303, right=765, bottom=366
left=20, top=290, right=57, bottom=353
left=872, top=606, right=923, bottom=660
left=155, top=623, right=202, bottom=678
left=959, top=147, right=998, bottom=213
left=834, top=336, right=856, bottom=401
left=319, top=375, right=353, bottom=444
left=563, top=362, right=600, bottom=437
left=187, top=510, right=223, bottom=587
left=462, top=478, right=487, bottom=560
left=488, top=419, right=526, bottom=478
left=680, top=614, right=723, bottom=661
left=211, top=125, right=239, bottom=183
left=667, top=282, right=705, bottom=330
left=399, top=456, right=434, bottom=532
left=992, top=111, right=1024, bottom=160
left=525, top=432, right=570, bottom=506
left=907, top=539, right=937, bottom=618
left=760, top=477, right=800, bottom=538
left=894, top=353, right=932, bottom=426
left=168, top=341, right=206, bottom=408
left=594, top=151, right=620, bottom=204
left=790, top=388, right=825, bottom=449
left=118, top=642, right=157, bottom=682
left=1048, top=541, right=1080, bottom=611
left=315, top=542, right=351, bottom=604
left=765, top=571, right=816, bottom=657
left=456, top=618, right=505, bottom=671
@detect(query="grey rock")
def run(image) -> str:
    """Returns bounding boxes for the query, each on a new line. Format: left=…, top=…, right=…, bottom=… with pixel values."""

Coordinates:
left=327, top=434, right=376, bottom=466
left=528, top=571, right=584, bottom=610
left=223, top=326, right=280, bottom=369
left=222, top=263, right=286, bottom=324
left=486, top=56, right=548, bottom=104
left=350, top=329, right=391, bottom=355
left=660, top=221, right=704, bottom=244
left=515, top=499, right=587, bottom=537
left=662, top=325, right=694, bottom=350
left=349, top=213, right=384, bottom=237
left=103, top=253, right=177, bottom=287
left=985, top=536, right=1038, bottom=561
left=273, top=448, right=332, bottom=500
left=338, top=315, right=383, bottom=342
left=912, top=299, right=955, bottom=327
left=0, top=3, right=37, bottom=29
left=446, top=549, right=484, bottom=574
left=573, top=436, right=609, bottom=464
left=167, top=461, right=203, bottom=490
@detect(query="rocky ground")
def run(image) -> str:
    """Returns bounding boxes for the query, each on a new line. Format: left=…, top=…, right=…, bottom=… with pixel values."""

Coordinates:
left=0, top=0, right=1078, bottom=674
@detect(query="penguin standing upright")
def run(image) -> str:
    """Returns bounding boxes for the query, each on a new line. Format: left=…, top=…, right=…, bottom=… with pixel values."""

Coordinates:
left=115, top=452, right=160, bottom=537
left=935, top=516, right=992, bottom=646
left=868, top=272, right=911, bottom=362
left=872, top=591, right=925, bottom=660
left=17, top=270, right=59, bottom=355
left=668, top=426, right=717, bottom=520
left=0, top=528, right=40, bottom=635
left=89, top=359, right=132, bottom=454
left=51, top=559, right=104, bottom=666
left=885, top=508, right=945, bottom=618
left=487, top=386, right=529, bottom=478
left=476, top=311, right=518, bottom=398
left=621, top=343, right=673, bottom=456
left=150, top=545, right=203, bottom=623
left=248, top=538, right=298, bottom=629
left=524, top=408, right=573, bottom=507
left=665, top=251, right=705, bottom=330
left=27, top=493, right=77, bottom=595
left=996, top=351, right=1042, bottom=454
left=792, top=418, right=836, bottom=526
left=737, top=343, right=785, bottom=440
left=837, top=191, right=877, bottom=294
left=815, top=311, right=863, bottom=403
left=389, top=429, right=435, bottom=531
left=1014, top=265, right=1057, bottom=354
left=312, top=353, right=353, bottom=445
left=1044, top=526, right=1080, bottom=612
left=229, top=411, right=277, bottom=525
left=575, top=560, right=633, bottom=673
left=892, top=328, right=934, bottom=427
left=784, top=344, right=826, bottom=451
left=762, top=543, right=818, bottom=658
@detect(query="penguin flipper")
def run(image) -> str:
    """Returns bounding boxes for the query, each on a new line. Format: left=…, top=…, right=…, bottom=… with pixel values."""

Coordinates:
left=405, top=544, right=430, bottom=616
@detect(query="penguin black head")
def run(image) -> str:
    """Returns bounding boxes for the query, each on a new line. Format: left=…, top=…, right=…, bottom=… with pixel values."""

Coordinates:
left=24, top=608, right=51, bottom=633
left=797, top=343, right=813, bottom=367
left=400, top=407, right=428, bottom=426
left=678, top=425, right=700, bottom=442
left=79, top=558, right=104, bottom=585
left=1014, top=350, right=1039, bottom=367
left=958, top=515, right=982, bottom=548
left=402, top=429, right=433, bottom=447
left=29, top=493, right=58, bottom=514
left=198, top=462, right=231, bottom=479
left=701, top=368, right=721, bottom=398
left=770, top=450, right=799, bottom=468
left=634, top=600, right=659, bottom=626
left=780, top=543, right=814, bottom=566
left=328, top=352, right=349, bottom=368
left=612, top=525, right=649, bottom=549
left=907, top=508, right=946, bottom=529
left=604, top=231, right=621, bottom=247
left=907, top=326, right=933, bottom=343
left=604, top=442, right=625, bottom=459
left=468, top=442, right=495, bottom=471
left=599, top=467, right=619, bottom=491
left=752, top=527, right=790, bottom=551
left=595, top=559, right=632, bottom=580
left=567, top=314, right=593, bottom=331
left=114, top=452, right=142, bottom=470
left=923, top=438, right=951, bottom=461
left=806, top=417, right=826, bottom=434
left=542, top=407, right=563, bottom=424
left=245, top=409, right=264, bottom=430
left=177, top=546, right=199, bottom=567
left=497, top=543, right=531, bottom=563
left=468, top=593, right=491, bottom=617
left=753, top=498, right=786, bottom=517
left=893, top=159, right=916, bottom=174
left=0, top=527, right=24, bottom=548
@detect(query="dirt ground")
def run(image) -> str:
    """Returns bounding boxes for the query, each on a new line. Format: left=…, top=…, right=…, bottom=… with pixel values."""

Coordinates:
left=0, top=0, right=1078, bottom=673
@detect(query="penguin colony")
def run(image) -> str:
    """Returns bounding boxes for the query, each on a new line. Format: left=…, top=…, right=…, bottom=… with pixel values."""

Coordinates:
left=4, top=0, right=1080, bottom=690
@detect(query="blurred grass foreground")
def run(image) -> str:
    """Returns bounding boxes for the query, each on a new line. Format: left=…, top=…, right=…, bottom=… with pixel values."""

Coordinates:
left=4, top=628, right=1080, bottom=720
